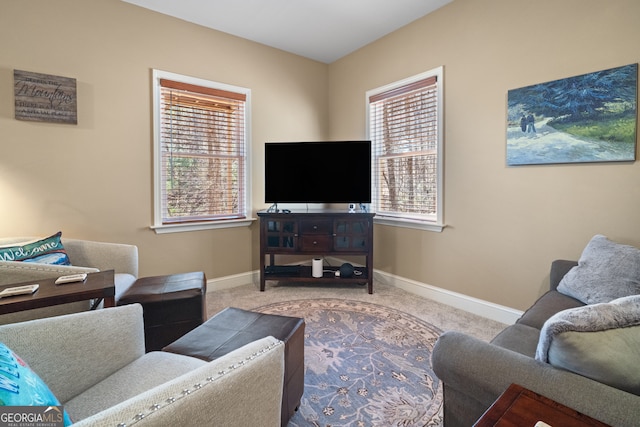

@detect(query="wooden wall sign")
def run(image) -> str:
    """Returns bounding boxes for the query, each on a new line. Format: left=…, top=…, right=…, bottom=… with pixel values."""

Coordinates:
left=14, top=69, right=77, bottom=124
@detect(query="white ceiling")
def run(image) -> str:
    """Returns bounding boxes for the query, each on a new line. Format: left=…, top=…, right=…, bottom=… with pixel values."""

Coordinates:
left=123, top=0, right=452, bottom=63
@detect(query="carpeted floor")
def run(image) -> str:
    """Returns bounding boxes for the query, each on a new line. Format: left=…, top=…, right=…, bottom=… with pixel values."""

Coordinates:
left=206, top=280, right=506, bottom=343
left=206, top=280, right=506, bottom=426
left=255, top=298, right=444, bottom=426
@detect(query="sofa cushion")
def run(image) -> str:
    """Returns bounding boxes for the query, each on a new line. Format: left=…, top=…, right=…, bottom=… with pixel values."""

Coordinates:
left=0, top=232, right=70, bottom=265
left=0, top=342, right=72, bottom=425
left=535, top=295, right=640, bottom=395
left=517, top=290, right=584, bottom=330
left=557, top=235, right=640, bottom=304
left=490, top=323, right=541, bottom=357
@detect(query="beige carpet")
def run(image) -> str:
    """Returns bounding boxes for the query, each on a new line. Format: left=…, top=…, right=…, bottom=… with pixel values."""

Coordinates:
left=206, top=279, right=506, bottom=342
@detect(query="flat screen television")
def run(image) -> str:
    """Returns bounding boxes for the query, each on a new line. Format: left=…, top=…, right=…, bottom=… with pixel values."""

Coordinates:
left=264, top=140, right=371, bottom=205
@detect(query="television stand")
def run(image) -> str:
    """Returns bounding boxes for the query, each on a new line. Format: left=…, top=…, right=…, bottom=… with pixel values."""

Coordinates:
left=258, top=210, right=375, bottom=293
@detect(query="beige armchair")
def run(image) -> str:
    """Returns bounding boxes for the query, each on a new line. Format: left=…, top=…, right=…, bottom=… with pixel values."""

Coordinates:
left=0, top=304, right=285, bottom=426
left=0, top=236, right=138, bottom=323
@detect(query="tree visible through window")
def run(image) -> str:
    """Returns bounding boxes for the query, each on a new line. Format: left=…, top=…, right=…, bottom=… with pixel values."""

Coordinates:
left=152, top=70, right=250, bottom=230
left=367, top=68, right=443, bottom=229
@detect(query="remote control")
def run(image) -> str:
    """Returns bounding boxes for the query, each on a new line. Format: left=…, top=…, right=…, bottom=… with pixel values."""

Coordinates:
left=55, top=273, right=88, bottom=285
left=0, top=284, right=39, bottom=298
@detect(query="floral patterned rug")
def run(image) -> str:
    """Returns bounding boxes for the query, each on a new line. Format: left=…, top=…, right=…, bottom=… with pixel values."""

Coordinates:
left=254, top=298, right=443, bottom=427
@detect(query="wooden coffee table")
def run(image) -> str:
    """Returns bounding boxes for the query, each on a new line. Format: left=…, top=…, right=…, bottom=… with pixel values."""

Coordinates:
left=474, top=383, right=610, bottom=426
left=0, top=270, right=116, bottom=315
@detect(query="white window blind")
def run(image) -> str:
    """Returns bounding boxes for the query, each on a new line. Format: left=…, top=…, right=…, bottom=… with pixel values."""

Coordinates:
left=158, top=78, right=247, bottom=224
left=368, top=69, right=443, bottom=228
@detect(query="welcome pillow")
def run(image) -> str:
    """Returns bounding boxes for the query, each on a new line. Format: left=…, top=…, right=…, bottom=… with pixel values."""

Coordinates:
left=557, top=235, right=640, bottom=304
left=0, top=343, right=72, bottom=425
left=0, top=232, right=70, bottom=265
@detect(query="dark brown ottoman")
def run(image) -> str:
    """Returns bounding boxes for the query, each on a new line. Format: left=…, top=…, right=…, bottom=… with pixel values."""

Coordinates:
left=163, top=307, right=305, bottom=427
left=117, top=271, right=207, bottom=352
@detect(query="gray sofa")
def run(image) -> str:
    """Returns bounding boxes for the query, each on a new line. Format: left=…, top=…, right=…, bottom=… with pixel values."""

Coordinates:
left=433, top=259, right=640, bottom=427
left=0, top=304, right=285, bottom=426
left=0, top=236, right=138, bottom=323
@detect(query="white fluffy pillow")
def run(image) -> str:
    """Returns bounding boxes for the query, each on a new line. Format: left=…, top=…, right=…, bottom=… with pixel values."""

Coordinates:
left=557, top=235, right=640, bottom=304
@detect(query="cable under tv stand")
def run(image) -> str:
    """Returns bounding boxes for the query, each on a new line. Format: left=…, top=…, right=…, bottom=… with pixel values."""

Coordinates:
left=258, top=209, right=375, bottom=293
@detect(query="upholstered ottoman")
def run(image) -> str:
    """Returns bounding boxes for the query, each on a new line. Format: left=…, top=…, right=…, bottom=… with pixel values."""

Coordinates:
left=117, top=271, right=207, bottom=351
left=163, top=307, right=305, bottom=427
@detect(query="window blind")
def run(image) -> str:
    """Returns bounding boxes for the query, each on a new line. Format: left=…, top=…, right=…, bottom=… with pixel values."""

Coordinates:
left=369, top=76, right=438, bottom=219
left=159, top=79, right=246, bottom=223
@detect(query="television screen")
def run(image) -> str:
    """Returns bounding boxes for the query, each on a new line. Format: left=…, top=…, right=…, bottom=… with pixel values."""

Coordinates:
left=265, top=141, right=371, bottom=204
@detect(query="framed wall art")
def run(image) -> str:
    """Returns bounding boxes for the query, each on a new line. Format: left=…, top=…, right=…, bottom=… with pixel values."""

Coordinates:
left=14, top=69, right=77, bottom=124
left=506, top=63, right=637, bottom=166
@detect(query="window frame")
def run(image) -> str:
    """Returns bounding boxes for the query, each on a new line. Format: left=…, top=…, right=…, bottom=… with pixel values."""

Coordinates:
left=366, top=66, right=444, bottom=232
left=151, top=69, right=253, bottom=234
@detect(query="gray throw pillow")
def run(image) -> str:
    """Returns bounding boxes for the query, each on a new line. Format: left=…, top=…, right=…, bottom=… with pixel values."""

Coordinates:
left=557, top=235, right=640, bottom=304
left=535, top=295, right=640, bottom=395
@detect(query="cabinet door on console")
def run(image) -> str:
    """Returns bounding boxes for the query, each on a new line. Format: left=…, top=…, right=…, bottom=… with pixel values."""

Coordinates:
left=265, top=219, right=298, bottom=250
left=334, top=219, right=369, bottom=251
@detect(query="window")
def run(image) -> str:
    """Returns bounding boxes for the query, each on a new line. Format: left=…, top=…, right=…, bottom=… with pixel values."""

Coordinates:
left=366, top=67, right=444, bottom=232
left=152, top=70, right=252, bottom=233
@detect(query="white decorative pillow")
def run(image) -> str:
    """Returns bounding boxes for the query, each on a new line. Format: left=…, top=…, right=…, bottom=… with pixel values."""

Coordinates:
left=557, top=235, right=640, bottom=304
left=535, top=295, right=640, bottom=395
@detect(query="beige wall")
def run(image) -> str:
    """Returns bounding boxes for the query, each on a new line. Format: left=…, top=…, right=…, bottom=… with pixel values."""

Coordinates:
left=1, top=0, right=639, bottom=311
left=329, top=0, right=640, bottom=309
left=0, top=0, right=328, bottom=278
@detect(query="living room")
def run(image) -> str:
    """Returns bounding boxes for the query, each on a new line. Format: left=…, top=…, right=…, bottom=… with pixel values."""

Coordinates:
left=1, top=0, right=639, bottom=318
left=1, top=1, right=640, bottom=426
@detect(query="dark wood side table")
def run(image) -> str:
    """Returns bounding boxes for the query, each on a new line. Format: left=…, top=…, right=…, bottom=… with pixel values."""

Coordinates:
left=0, top=270, right=116, bottom=315
left=474, top=383, right=610, bottom=427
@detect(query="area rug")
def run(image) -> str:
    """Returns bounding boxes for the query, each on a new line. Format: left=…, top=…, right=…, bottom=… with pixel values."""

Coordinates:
left=253, top=298, right=444, bottom=427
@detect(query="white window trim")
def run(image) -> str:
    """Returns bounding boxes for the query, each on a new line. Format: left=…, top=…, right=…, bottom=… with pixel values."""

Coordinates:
left=365, top=66, right=445, bottom=233
left=150, top=218, right=255, bottom=234
left=150, top=69, right=254, bottom=234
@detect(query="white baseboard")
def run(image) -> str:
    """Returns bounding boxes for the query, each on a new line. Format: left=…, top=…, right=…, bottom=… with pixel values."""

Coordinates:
left=371, top=270, right=522, bottom=325
left=207, top=271, right=257, bottom=291
left=206, top=266, right=522, bottom=325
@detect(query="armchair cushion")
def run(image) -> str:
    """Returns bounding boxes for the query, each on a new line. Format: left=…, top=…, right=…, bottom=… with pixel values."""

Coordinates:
left=0, top=232, right=70, bottom=265
left=0, top=342, right=72, bottom=425
left=535, top=294, right=640, bottom=395
left=64, top=351, right=205, bottom=420
left=557, top=235, right=640, bottom=304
